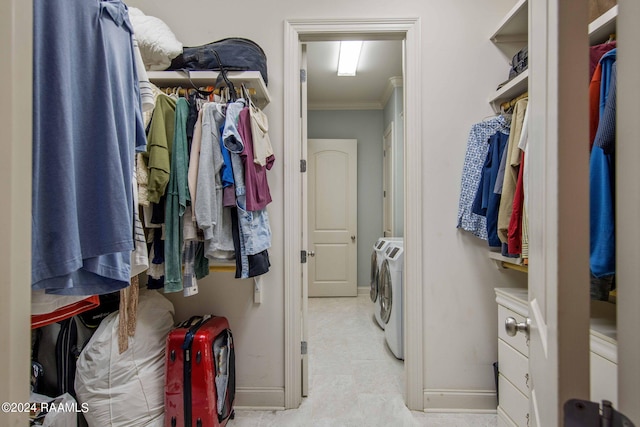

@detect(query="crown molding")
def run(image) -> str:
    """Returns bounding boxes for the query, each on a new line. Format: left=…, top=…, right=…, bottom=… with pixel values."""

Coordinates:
left=380, top=76, right=403, bottom=107
left=308, top=101, right=382, bottom=111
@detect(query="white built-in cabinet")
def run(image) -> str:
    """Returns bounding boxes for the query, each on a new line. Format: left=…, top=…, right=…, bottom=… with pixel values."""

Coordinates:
left=489, top=2, right=620, bottom=426
left=489, top=1, right=618, bottom=112
left=495, top=288, right=618, bottom=427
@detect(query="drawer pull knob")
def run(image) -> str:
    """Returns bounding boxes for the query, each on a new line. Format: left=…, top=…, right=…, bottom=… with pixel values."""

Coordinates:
left=505, top=316, right=530, bottom=338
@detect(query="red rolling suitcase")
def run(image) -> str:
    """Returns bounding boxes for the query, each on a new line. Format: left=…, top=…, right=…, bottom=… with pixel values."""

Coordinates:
left=165, top=315, right=235, bottom=427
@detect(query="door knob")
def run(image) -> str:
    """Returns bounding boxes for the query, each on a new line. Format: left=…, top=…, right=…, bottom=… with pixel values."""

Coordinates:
left=505, top=317, right=530, bottom=337
left=308, top=251, right=315, bottom=257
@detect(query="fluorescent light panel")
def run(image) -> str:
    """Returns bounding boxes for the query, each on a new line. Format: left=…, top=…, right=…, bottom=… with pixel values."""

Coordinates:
left=337, top=41, right=363, bottom=76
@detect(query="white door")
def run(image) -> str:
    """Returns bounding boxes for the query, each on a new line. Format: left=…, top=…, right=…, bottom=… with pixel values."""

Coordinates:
left=617, top=1, right=640, bottom=421
left=383, top=122, right=394, bottom=237
left=308, top=139, right=358, bottom=297
left=300, top=44, right=309, bottom=397
left=527, top=1, right=591, bottom=425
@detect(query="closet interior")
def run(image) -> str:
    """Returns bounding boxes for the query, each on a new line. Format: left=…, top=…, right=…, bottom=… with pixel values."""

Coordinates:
left=12, top=1, right=637, bottom=425
left=29, top=1, right=273, bottom=424
left=456, top=1, right=620, bottom=425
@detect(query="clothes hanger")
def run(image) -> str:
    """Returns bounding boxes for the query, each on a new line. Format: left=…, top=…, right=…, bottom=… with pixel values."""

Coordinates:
left=183, top=70, right=214, bottom=98
left=212, top=50, right=237, bottom=102
left=241, top=84, right=254, bottom=107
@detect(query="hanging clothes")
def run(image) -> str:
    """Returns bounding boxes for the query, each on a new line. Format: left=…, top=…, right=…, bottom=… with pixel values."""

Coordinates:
left=589, top=40, right=616, bottom=80
left=507, top=151, right=525, bottom=256
left=471, top=131, right=510, bottom=248
left=222, top=99, right=272, bottom=278
left=164, top=98, right=191, bottom=293
left=456, top=116, right=510, bottom=240
left=131, top=166, right=149, bottom=277
left=196, top=103, right=235, bottom=259
left=32, top=0, right=146, bottom=295
left=147, top=228, right=165, bottom=289
left=223, top=100, right=251, bottom=278
left=138, top=87, right=274, bottom=283
left=219, top=123, right=236, bottom=189
left=497, top=98, right=528, bottom=245
left=517, top=106, right=530, bottom=263
left=239, top=107, right=274, bottom=211
left=590, top=60, right=617, bottom=282
left=144, top=94, right=177, bottom=203
left=237, top=107, right=272, bottom=255
left=249, top=101, right=275, bottom=167
left=183, top=108, right=206, bottom=296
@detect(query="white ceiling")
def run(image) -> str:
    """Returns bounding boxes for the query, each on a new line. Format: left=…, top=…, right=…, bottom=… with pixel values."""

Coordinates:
left=306, top=40, right=403, bottom=110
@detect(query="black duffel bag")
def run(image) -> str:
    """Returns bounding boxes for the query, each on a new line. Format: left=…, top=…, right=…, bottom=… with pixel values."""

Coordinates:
left=508, top=46, right=528, bottom=80
left=168, top=37, right=268, bottom=86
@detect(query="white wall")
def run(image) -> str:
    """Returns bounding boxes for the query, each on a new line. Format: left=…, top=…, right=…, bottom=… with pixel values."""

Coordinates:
left=308, top=110, right=384, bottom=289
left=119, top=0, right=526, bottom=411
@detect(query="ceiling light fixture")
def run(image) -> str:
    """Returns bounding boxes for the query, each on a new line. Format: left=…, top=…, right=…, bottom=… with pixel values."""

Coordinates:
left=337, top=41, right=363, bottom=76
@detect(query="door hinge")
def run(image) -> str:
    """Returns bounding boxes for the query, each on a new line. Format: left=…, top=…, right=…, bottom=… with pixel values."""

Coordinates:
left=300, top=69, right=307, bottom=83
left=300, top=159, right=307, bottom=173
left=301, top=341, right=308, bottom=355
left=301, top=250, right=307, bottom=264
left=384, top=190, right=386, bottom=197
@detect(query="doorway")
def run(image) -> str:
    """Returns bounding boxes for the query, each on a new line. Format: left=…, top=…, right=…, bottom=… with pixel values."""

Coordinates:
left=283, top=18, right=423, bottom=410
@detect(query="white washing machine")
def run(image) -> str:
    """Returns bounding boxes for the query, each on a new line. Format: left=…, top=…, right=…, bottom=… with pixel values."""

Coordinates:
left=379, top=242, right=404, bottom=360
left=370, top=237, right=403, bottom=330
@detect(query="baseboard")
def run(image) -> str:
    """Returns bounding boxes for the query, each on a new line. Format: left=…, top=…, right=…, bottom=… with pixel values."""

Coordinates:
left=234, top=387, right=285, bottom=410
left=357, top=286, right=370, bottom=296
left=423, top=389, right=498, bottom=413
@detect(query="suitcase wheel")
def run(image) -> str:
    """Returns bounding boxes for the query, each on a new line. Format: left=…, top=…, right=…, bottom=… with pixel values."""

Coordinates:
left=230, top=409, right=235, bottom=420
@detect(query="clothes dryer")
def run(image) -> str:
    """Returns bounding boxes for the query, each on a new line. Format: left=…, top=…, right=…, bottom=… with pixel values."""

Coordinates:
left=379, top=242, right=404, bottom=360
left=370, top=237, right=402, bottom=330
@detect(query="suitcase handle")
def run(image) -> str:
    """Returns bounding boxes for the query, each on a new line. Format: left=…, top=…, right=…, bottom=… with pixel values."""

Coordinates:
left=182, top=315, right=212, bottom=351
left=177, top=315, right=203, bottom=329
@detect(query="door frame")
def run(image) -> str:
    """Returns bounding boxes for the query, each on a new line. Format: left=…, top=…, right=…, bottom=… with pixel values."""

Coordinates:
left=283, top=18, right=423, bottom=410
left=0, top=0, right=33, bottom=423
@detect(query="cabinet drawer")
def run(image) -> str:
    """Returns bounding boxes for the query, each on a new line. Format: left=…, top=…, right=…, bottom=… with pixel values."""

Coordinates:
left=498, top=305, right=529, bottom=356
left=499, top=374, right=529, bottom=427
left=590, top=351, right=618, bottom=407
left=499, top=339, right=529, bottom=396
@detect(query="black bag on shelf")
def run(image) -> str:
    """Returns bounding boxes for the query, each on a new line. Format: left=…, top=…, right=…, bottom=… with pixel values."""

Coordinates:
left=497, top=46, right=529, bottom=90
left=168, top=37, right=268, bottom=85
left=508, top=46, right=528, bottom=80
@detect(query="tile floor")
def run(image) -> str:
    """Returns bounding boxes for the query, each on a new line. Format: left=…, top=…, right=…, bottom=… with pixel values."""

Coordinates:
left=229, top=293, right=497, bottom=427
